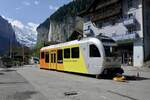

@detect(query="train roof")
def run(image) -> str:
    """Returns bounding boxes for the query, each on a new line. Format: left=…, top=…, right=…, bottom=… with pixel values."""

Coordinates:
left=40, top=37, right=117, bottom=51
left=41, top=37, right=99, bottom=51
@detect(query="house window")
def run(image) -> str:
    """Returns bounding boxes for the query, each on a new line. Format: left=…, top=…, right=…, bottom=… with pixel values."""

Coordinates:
left=128, top=13, right=134, bottom=18
left=71, top=47, right=79, bottom=58
left=128, top=26, right=136, bottom=33
left=95, top=21, right=103, bottom=28
left=128, top=0, right=133, bottom=9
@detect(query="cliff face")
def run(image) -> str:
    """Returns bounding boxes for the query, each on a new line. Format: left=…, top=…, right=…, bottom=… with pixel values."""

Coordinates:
left=49, top=17, right=77, bottom=42
left=37, top=0, right=93, bottom=44
left=37, top=18, right=50, bottom=44
left=0, top=16, right=18, bottom=55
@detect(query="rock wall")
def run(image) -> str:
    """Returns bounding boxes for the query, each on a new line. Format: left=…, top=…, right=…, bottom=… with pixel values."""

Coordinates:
left=36, top=18, right=50, bottom=44
left=0, top=16, right=18, bottom=55
left=49, top=17, right=76, bottom=42
left=36, top=0, right=92, bottom=44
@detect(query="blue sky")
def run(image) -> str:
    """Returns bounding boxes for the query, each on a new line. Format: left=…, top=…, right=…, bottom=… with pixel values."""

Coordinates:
left=0, top=0, right=71, bottom=25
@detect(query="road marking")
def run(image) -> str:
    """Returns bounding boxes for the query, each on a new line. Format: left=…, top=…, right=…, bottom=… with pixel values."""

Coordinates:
left=107, top=90, right=138, bottom=100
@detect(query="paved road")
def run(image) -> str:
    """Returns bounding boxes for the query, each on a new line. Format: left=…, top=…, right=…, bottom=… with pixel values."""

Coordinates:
left=0, top=67, right=48, bottom=100
left=16, top=65, right=150, bottom=100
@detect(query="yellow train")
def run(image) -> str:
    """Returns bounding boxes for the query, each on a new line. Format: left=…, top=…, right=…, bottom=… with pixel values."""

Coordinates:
left=40, top=37, right=123, bottom=77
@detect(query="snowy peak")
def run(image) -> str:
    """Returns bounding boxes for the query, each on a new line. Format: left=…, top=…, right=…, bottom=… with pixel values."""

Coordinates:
left=4, top=17, right=39, bottom=47
left=13, top=25, right=37, bottom=47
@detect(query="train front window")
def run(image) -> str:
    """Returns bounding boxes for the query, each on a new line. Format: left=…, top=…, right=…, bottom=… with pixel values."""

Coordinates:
left=45, top=52, right=49, bottom=63
left=89, top=44, right=101, bottom=57
left=104, top=46, right=117, bottom=57
left=41, top=52, right=44, bottom=59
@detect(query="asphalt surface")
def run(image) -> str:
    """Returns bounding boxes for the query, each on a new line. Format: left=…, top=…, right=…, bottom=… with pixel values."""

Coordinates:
left=17, top=65, right=150, bottom=100
left=0, top=67, right=48, bottom=100
left=1, top=65, right=150, bottom=100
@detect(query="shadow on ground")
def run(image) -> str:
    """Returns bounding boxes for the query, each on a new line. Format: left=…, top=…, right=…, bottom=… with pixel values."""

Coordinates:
left=0, top=81, right=28, bottom=85
left=2, top=91, right=38, bottom=100
left=124, top=75, right=150, bottom=81
left=40, top=68, right=150, bottom=81
left=1, top=69, right=16, bottom=72
left=0, top=73, right=4, bottom=75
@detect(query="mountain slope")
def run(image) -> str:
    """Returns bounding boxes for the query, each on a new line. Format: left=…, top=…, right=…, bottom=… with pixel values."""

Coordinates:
left=13, top=25, right=37, bottom=47
left=0, top=16, right=18, bottom=55
left=37, top=0, right=93, bottom=44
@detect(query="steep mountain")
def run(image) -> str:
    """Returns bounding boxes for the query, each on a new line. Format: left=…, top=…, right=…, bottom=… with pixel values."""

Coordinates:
left=13, top=25, right=37, bottom=47
left=36, top=18, right=50, bottom=43
left=0, top=16, right=18, bottom=55
left=37, top=0, right=93, bottom=44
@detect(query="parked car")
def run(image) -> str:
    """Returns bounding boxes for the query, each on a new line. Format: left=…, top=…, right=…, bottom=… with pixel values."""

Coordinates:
left=1, top=57, right=14, bottom=68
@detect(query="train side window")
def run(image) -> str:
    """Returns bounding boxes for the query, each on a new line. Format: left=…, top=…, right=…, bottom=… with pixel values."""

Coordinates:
left=45, top=52, right=49, bottom=63
left=41, top=52, right=44, bottom=59
left=57, top=49, right=63, bottom=63
left=71, top=47, right=79, bottom=58
left=64, top=48, right=70, bottom=58
left=89, top=44, right=101, bottom=57
left=54, top=54, right=56, bottom=63
left=51, top=54, right=53, bottom=63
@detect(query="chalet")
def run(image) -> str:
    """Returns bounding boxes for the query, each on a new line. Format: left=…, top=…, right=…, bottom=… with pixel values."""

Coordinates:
left=78, top=0, right=150, bottom=67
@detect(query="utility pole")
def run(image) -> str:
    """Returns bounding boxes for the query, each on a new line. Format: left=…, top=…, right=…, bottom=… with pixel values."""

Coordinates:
left=9, top=37, right=12, bottom=59
left=22, top=45, right=24, bottom=65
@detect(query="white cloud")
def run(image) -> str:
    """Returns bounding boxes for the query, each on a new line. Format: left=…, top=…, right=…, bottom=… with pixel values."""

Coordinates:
left=15, top=7, right=22, bottom=10
left=22, top=1, right=31, bottom=6
left=34, top=0, right=39, bottom=5
left=49, top=5, right=58, bottom=11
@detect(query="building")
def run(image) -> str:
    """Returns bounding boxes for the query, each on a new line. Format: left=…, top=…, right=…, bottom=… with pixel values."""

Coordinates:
left=79, top=0, right=150, bottom=67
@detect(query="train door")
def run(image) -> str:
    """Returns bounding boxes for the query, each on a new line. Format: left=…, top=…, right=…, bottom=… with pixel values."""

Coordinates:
left=40, top=51, right=45, bottom=68
left=57, top=49, right=64, bottom=71
left=50, top=50, right=57, bottom=69
left=44, top=51, right=50, bottom=69
left=88, top=43, right=102, bottom=74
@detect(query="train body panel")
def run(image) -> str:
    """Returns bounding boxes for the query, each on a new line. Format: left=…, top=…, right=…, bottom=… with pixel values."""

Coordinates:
left=62, top=44, right=88, bottom=74
left=40, top=51, right=49, bottom=69
left=40, top=37, right=123, bottom=75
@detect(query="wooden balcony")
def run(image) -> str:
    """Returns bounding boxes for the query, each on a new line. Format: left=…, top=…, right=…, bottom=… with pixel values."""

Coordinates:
left=95, top=0, right=120, bottom=10
left=112, top=32, right=139, bottom=41
left=91, top=4, right=122, bottom=22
